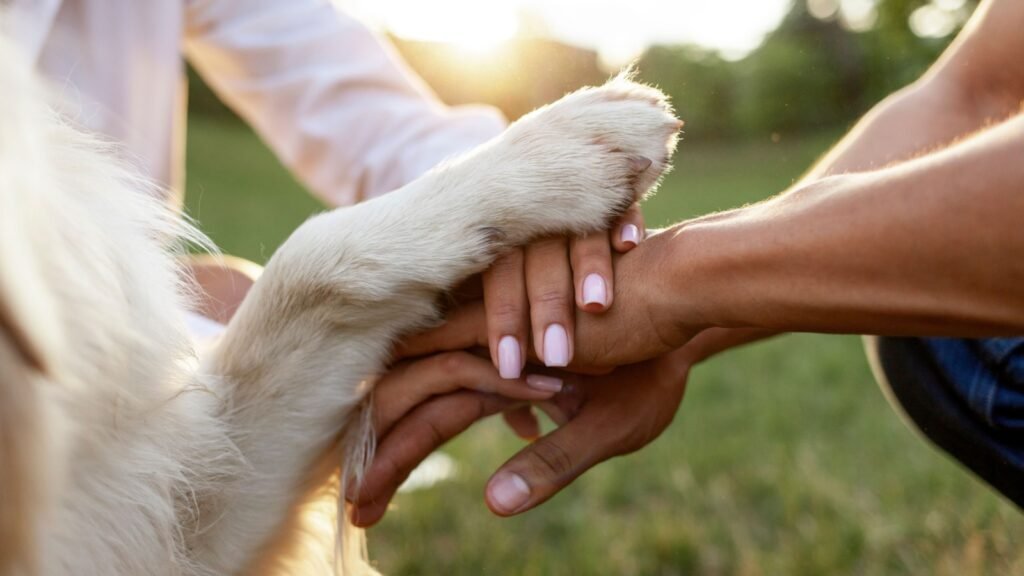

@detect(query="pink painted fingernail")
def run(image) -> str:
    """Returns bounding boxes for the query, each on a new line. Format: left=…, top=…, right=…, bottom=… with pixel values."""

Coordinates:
left=489, top=472, right=530, bottom=513
left=543, top=324, right=570, bottom=367
left=582, top=274, right=608, bottom=307
left=526, top=374, right=563, bottom=393
left=621, top=224, right=641, bottom=246
left=498, top=336, right=521, bottom=379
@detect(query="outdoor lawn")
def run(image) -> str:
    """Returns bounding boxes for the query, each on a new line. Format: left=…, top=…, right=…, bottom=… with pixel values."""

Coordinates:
left=185, top=116, right=1024, bottom=576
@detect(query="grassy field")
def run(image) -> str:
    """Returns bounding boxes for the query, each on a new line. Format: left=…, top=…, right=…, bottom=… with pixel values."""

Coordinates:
left=185, top=118, right=1024, bottom=575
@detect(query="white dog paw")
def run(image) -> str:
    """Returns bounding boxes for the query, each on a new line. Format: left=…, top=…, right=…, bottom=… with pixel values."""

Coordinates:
left=486, top=73, right=681, bottom=243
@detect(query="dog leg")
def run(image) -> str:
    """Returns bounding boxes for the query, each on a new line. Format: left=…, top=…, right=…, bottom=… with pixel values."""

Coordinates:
left=192, top=76, right=680, bottom=574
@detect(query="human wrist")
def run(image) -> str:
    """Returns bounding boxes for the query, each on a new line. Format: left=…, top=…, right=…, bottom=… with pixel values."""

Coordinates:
left=654, top=180, right=835, bottom=334
left=654, top=208, right=757, bottom=333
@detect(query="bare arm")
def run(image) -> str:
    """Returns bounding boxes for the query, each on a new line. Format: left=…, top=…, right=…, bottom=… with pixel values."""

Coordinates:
left=351, top=0, right=1024, bottom=519
left=668, top=0, right=1024, bottom=363
left=674, top=112, right=1024, bottom=334
left=570, top=110, right=1024, bottom=369
left=806, top=0, right=1024, bottom=180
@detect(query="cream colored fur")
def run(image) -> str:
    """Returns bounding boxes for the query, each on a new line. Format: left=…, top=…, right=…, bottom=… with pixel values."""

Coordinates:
left=0, top=36, right=679, bottom=575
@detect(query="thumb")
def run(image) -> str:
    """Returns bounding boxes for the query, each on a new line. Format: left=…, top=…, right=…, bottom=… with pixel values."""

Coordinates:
left=484, top=414, right=611, bottom=516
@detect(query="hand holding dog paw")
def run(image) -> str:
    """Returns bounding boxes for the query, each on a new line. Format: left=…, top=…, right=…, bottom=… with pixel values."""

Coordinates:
left=401, top=228, right=702, bottom=374
left=481, top=205, right=647, bottom=380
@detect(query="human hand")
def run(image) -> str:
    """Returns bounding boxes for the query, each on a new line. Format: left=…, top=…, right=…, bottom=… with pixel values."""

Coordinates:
left=473, top=207, right=647, bottom=439
left=401, top=228, right=701, bottom=374
left=480, top=206, right=646, bottom=380
left=484, top=349, right=690, bottom=516
left=348, top=349, right=566, bottom=526
left=348, top=346, right=692, bottom=526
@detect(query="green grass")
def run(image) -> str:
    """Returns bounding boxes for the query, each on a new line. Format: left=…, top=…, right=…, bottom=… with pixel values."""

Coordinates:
left=185, top=118, right=1024, bottom=575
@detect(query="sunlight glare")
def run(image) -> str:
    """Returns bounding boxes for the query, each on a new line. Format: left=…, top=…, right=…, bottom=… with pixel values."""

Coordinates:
left=347, top=0, right=519, bottom=54
left=339, top=0, right=792, bottom=64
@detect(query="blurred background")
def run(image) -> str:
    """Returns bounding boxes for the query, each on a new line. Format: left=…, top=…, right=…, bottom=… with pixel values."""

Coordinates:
left=184, top=0, right=1024, bottom=573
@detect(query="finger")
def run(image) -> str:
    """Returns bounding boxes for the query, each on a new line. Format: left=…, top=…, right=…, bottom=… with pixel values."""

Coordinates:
left=394, top=304, right=571, bottom=370
left=374, top=352, right=561, bottom=437
left=533, top=375, right=587, bottom=426
left=611, top=203, right=645, bottom=253
left=570, top=231, right=613, bottom=313
left=525, top=237, right=574, bottom=368
left=503, top=406, right=541, bottom=440
left=484, top=412, right=610, bottom=517
left=483, top=249, right=529, bottom=379
left=351, top=391, right=516, bottom=526
left=394, top=301, right=488, bottom=360
left=449, top=274, right=483, bottom=305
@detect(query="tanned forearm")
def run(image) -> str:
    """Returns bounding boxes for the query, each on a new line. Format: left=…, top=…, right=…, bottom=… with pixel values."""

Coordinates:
left=676, top=80, right=992, bottom=361
left=675, top=0, right=1024, bottom=362
left=665, top=112, right=1024, bottom=338
left=807, top=0, right=1024, bottom=180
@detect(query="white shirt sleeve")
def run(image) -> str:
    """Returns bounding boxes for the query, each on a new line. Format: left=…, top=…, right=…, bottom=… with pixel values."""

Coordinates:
left=183, top=0, right=507, bottom=206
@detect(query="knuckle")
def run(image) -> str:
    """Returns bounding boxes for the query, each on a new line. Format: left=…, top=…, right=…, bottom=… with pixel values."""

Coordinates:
left=576, top=241, right=610, bottom=259
left=473, top=396, right=491, bottom=422
left=526, top=437, right=576, bottom=481
left=528, top=236, right=567, bottom=256
left=360, top=455, right=402, bottom=503
left=572, top=248, right=610, bottom=270
left=415, top=414, right=448, bottom=453
left=531, top=289, right=572, bottom=311
left=486, top=254, right=523, bottom=283
left=572, top=232, right=609, bottom=251
left=487, top=300, right=524, bottom=325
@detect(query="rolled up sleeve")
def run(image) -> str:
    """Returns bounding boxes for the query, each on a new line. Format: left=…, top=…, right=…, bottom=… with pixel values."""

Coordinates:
left=184, top=0, right=506, bottom=206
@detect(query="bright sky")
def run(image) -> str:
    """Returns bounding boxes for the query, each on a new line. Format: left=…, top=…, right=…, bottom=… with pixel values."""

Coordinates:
left=338, top=0, right=794, bottom=65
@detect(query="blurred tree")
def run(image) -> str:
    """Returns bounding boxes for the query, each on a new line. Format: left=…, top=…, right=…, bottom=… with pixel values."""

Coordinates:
left=858, top=0, right=977, bottom=100
left=187, top=0, right=979, bottom=141
left=733, top=6, right=860, bottom=135
left=637, top=45, right=736, bottom=139
left=634, top=0, right=975, bottom=139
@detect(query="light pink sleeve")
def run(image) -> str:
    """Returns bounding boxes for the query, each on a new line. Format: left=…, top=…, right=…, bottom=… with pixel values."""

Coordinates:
left=183, top=0, right=506, bottom=206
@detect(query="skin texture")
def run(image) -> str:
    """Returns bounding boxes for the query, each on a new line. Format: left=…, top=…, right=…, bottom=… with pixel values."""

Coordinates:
left=481, top=207, right=645, bottom=379
left=354, top=0, right=1024, bottom=522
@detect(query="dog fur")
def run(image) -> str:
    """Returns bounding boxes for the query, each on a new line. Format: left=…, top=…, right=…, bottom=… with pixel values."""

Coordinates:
left=0, top=36, right=679, bottom=575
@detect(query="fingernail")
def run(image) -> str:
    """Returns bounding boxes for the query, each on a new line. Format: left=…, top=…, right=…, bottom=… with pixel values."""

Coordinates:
left=621, top=224, right=641, bottom=246
left=582, top=274, right=608, bottom=307
left=543, top=324, right=570, bottom=367
left=498, top=336, right=522, bottom=379
left=526, top=374, right=563, bottom=393
left=489, top=472, right=530, bottom=513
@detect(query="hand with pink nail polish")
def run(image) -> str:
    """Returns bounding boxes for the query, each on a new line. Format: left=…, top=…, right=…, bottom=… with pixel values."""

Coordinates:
left=399, top=228, right=702, bottom=375
left=474, top=212, right=643, bottom=439
left=478, top=210, right=646, bottom=382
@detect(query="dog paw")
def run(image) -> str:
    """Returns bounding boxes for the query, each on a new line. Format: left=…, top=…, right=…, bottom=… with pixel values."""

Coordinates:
left=486, top=73, right=681, bottom=244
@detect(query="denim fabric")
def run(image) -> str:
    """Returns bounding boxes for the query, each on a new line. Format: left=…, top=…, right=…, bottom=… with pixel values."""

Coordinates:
left=922, top=337, right=1024, bottom=445
left=872, top=336, right=1024, bottom=507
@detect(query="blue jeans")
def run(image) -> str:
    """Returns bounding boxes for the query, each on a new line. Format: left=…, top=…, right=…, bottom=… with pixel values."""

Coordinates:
left=866, top=336, right=1024, bottom=507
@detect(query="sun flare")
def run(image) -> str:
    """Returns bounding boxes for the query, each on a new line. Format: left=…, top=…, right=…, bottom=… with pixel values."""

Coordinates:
left=362, top=0, right=519, bottom=54
left=340, top=0, right=793, bottom=64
